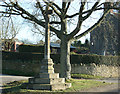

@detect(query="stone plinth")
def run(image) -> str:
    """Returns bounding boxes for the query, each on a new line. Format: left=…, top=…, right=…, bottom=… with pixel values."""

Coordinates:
left=21, top=58, right=71, bottom=90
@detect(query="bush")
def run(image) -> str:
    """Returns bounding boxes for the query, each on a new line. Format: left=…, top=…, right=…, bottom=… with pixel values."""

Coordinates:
left=75, top=47, right=90, bottom=54
left=70, top=51, right=78, bottom=55
left=71, top=54, right=120, bottom=66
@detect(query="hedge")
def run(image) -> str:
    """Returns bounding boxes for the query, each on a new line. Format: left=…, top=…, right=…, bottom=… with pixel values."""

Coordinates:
left=19, top=44, right=44, bottom=53
left=2, top=51, right=120, bottom=66
left=2, top=51, right=44, bottom=60
left=71, top=54, right=120, bottom=66
left=2, top=51, right=60, bottom=64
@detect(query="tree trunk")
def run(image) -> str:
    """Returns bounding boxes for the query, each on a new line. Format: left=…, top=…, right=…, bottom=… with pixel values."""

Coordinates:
left=60, top=36, right=71, bottom=79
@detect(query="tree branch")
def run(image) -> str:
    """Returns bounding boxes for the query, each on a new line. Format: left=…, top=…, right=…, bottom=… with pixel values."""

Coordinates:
left=1, top=2, right=61, bottom=38
left=50, top=21, right=61, bottom=24
left=0, top=4, right=13, bottom=7
left=67, top=1, right=86, bottom=40
left=73, top=10, right=110, bottom=41
left=65, top=12, right=79, bottom=18
left=36, top=0, right=46, bottom=18
left=0, top=11, right=20, bottom=15
left=43, top=0, right=61, bottom=17
left=50, top=1, right=62, bottom=13
left=65, top=2, right=71, bottom=14
left=62, top=2, right=67, bottom=12
left=83, top=0, right=100, bottom=21
left=65, top=6, right=120, bottom=18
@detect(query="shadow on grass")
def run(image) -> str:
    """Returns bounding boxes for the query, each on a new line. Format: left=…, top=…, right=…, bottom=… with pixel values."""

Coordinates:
left=0, top=78, right=117, bottom=94
left=0, top=85, right=21, bottom=93
left=0, top=80, right=27, bottom=94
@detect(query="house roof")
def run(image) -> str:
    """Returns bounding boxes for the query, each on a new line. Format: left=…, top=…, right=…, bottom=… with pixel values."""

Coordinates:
left=50, top=43, right=76, bottom=49
left=50, top=43, right=60, bottom=48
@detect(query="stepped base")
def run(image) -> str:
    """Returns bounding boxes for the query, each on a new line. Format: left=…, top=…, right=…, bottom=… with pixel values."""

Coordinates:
left=21, top=73, right=71, bottom=90
left=22, top=83, right=71, bottom=90
left=29, top=78, right=65, bottom=84
left=35, top=73, right=59, bottom=78
left=21, top=58, right=71, bottom=90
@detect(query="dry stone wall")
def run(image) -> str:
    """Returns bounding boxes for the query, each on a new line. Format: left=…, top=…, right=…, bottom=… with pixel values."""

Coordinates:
left=71, top=63, right=118, bottom=77
left=2, top=60, right=119, bottom=77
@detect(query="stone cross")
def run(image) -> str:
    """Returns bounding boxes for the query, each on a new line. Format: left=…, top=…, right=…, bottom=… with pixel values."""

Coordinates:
left=39, top=5, right=54, bottom=74
left=22, top=5, right=71, bottom=90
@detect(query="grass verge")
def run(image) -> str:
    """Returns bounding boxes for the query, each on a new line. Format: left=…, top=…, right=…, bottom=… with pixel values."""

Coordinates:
left=71, top=74, right=103, bottom=79
left=2, top=79, right=112, bottom=93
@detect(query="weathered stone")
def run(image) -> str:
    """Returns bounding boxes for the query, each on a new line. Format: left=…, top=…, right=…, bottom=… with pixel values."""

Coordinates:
left=22, top=83, right=71, bottom=90
left=29, top=78, right=65, bottom=84
left=36, top=73, right=59, bottom=78
left=40, top=58, right=54, bottom=73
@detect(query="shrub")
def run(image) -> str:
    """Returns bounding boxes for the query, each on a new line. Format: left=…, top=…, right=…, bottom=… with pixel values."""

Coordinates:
left=71, top=54, right=120, bottom=66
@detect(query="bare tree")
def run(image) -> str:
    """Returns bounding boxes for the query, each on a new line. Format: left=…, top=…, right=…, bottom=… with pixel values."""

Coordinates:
left=0, top=0, right=119, bottom=79
left=0, top=16, right=20, bottom=51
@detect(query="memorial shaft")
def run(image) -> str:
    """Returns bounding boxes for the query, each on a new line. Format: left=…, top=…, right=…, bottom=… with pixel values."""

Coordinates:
left=44, top=6, right=50, bottom=59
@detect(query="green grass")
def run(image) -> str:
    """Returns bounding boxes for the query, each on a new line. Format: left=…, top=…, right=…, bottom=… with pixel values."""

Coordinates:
left=2, top=79, right=112, bottom=93
left=63, top=79, right=110, bottom=92
left=71, top=74, right=103, bottom=79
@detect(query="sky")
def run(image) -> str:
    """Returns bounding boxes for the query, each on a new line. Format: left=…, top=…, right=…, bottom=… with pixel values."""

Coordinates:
left=0, top=0, right=110, bottom=44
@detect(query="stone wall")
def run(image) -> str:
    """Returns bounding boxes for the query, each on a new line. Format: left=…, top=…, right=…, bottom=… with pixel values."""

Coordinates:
left=2, top=60, right=41, bottom=76
left=71, top=63, right=118, bottom=77
left=2, top=60, right=119, bottom=77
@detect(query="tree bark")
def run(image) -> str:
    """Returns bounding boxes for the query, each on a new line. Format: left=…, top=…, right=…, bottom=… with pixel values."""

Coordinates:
left=59, top=17, right=71, bottom=79
left=60, top=36, right=71, bottom=79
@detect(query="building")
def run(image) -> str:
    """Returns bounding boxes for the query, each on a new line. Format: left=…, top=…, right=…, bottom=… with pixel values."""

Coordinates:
left=19, top=43, right=76, bottom=54
left=50, top=43, right=76, bottom=54
left=90, top=3, right=120, bottom=55
left=1, top=38, right=23, bottom=52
